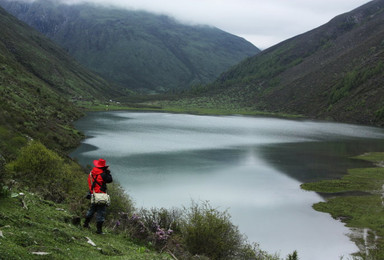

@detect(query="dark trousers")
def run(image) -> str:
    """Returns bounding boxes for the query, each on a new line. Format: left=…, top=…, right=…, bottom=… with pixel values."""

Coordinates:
left=86, top=204, right=107, bottom=223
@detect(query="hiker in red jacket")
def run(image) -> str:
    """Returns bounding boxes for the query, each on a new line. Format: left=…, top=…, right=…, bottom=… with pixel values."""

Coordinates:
left=83, top=158, right=113, bottom=234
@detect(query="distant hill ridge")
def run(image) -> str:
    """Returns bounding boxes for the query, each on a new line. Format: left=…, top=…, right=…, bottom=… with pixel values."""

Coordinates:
left=198, top=0, right=384, bottom=126
left=0, top=0, right=260, bottom=92
left=0, top=5, right=114, bottom=154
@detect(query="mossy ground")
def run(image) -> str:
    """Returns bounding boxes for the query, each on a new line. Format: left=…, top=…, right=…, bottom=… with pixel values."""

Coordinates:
left=301, top=152, right=384, bottom=259
left=0, top=193, right=171, bottom=260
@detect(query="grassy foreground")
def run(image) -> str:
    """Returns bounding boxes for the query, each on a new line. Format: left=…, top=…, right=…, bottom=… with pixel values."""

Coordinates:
left=0, top=193, right=171, bottom=260
left=301, top=152, right=384, bottom=259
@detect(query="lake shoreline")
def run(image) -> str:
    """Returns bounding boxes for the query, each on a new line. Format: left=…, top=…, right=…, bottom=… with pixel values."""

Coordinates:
left=79, top=101, right=305, bottom=119
left=301, top=152, right=384, bottom=258
left=80, top=102, right=384, bottom=130
left=70, top=111, right=384, bottom=259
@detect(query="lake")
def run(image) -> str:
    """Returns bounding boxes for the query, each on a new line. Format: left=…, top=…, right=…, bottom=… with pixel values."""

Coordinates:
left=70, top=111, right=384, bottom=259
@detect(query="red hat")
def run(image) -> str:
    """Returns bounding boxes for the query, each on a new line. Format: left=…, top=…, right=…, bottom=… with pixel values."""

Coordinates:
left=93, top=158, right=108, bottom=168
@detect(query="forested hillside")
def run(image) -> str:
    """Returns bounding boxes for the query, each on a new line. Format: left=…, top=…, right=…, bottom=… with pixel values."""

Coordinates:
left=0, top=0, right=260, bottom=92
left=0, top=5, right=115, bottom=157
left=169, top=0, right=384, bottom=126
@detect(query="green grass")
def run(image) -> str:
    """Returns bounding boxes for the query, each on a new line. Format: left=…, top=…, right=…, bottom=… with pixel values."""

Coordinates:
left=161, top=106, right=303, bottom=118
left=301, top=152, right=384, bottom=258
left=0, top=193, right=171, bottom=260
left=301, top=167, right=384, bottom=193
left=313, top=195, right=384, bottom=234
left=78, top=98, right=304, bottom=119
left=353, top=153, right=384, bottom=164
left=0, top=5, right=116, bottom=155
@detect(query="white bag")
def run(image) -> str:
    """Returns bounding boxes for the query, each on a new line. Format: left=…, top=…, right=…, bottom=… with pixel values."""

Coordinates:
left=91, top=192, right=111, bottom=206
left=89, top=172, right=111, bottom=206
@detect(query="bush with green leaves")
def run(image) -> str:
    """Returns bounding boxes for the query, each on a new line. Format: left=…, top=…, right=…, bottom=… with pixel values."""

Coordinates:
left=8, top=141, right=86, bottom=203
left=181, top=201, right=259, bottom=260
left=105, top=182, right=136, bottom=226
left=61, top=160, right=90, bottom=214
left=109, top=201, right=284, bottom=259
left=113, top=207, right=181, bottom=250
left=139, top=207, right=182, bottom=235
left=0, top=126, right=28, bottom=161
left=287, top=250, right=299, bottom=260
left=138, top=207, right=182, bottom=249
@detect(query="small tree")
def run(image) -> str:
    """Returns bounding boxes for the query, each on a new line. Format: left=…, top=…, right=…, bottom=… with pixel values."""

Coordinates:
left=10, top=141, right=70, bottom=202
left=287, top=250, right=299, bottom=260
left=181, top=201, right=246, bottom=260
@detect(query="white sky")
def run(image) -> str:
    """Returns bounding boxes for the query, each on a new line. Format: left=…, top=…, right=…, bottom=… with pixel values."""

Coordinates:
left=61, top=0, right=372, bottom=49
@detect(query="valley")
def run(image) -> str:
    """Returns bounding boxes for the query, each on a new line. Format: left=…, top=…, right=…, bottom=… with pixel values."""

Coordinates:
left=1, top=0, right=384, bottom=259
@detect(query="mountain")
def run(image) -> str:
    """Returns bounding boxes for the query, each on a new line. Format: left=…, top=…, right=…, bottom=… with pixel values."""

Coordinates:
left=179, top=0, right=384, bottom=126
left=0, top=5, right=115, bottom=156
left=0, top=0, right=260, bottom=93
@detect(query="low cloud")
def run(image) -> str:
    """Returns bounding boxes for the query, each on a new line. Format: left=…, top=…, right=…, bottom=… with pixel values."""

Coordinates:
left=55, top=0, right=371, bottom=48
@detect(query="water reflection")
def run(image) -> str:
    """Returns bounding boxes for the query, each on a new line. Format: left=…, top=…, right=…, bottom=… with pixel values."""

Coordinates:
left=71, top=111, right=384, bottom=260
left=258, top=139, right=384, bottom=183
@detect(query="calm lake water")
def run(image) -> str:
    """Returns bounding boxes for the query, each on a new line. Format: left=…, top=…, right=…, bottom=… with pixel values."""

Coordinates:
left=71, top=111, right=384, bottom=260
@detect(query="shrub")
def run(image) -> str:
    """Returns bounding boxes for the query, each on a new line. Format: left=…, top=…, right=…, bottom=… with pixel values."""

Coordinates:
left=139, top=207, right=182, bottom=235
left=0, top=126, right=27, bottom=160
left=181, top=201, right=252, bottom=260
left=115, top=207, right=181, bottom=250
left=62, top=160, right=89, bottom=214
left=287, top=250, right=299, bottom=260
left=111, top=201, right=281, bottom=259
left=8, top=141, right=87, bottom=203
left=138, top=207, right=182, bottom=249
left=106, top=182, right=135, bottom=225
left=9, top=141, right=64, bottom=201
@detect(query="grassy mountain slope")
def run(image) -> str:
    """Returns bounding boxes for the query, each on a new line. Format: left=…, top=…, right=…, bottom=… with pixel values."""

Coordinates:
left=170, top=0, right=384, bottom=126
left=0, top=0, right=259, bottom=92
left=0, top=5, right=115, bottom=157
left=0, top=7, right=280, bottom=260
left=0, top=193, right=172, bottom=259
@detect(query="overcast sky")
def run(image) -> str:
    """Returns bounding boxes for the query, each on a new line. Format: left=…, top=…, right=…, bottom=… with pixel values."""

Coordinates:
left=62, top=0, right=372, bottom=49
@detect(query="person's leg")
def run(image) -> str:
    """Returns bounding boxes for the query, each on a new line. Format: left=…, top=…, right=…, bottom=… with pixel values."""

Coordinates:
left=95, top=205, right=107, bottom=234
left=83, top=204, right=96, bottom=228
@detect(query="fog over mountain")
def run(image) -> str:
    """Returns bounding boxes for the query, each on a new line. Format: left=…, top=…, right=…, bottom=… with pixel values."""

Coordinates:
left=178, top=0, right=384, bottom=126
left=43, top=0, right=371, bottom=49
left=0, top=0, right=260, bottom=91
